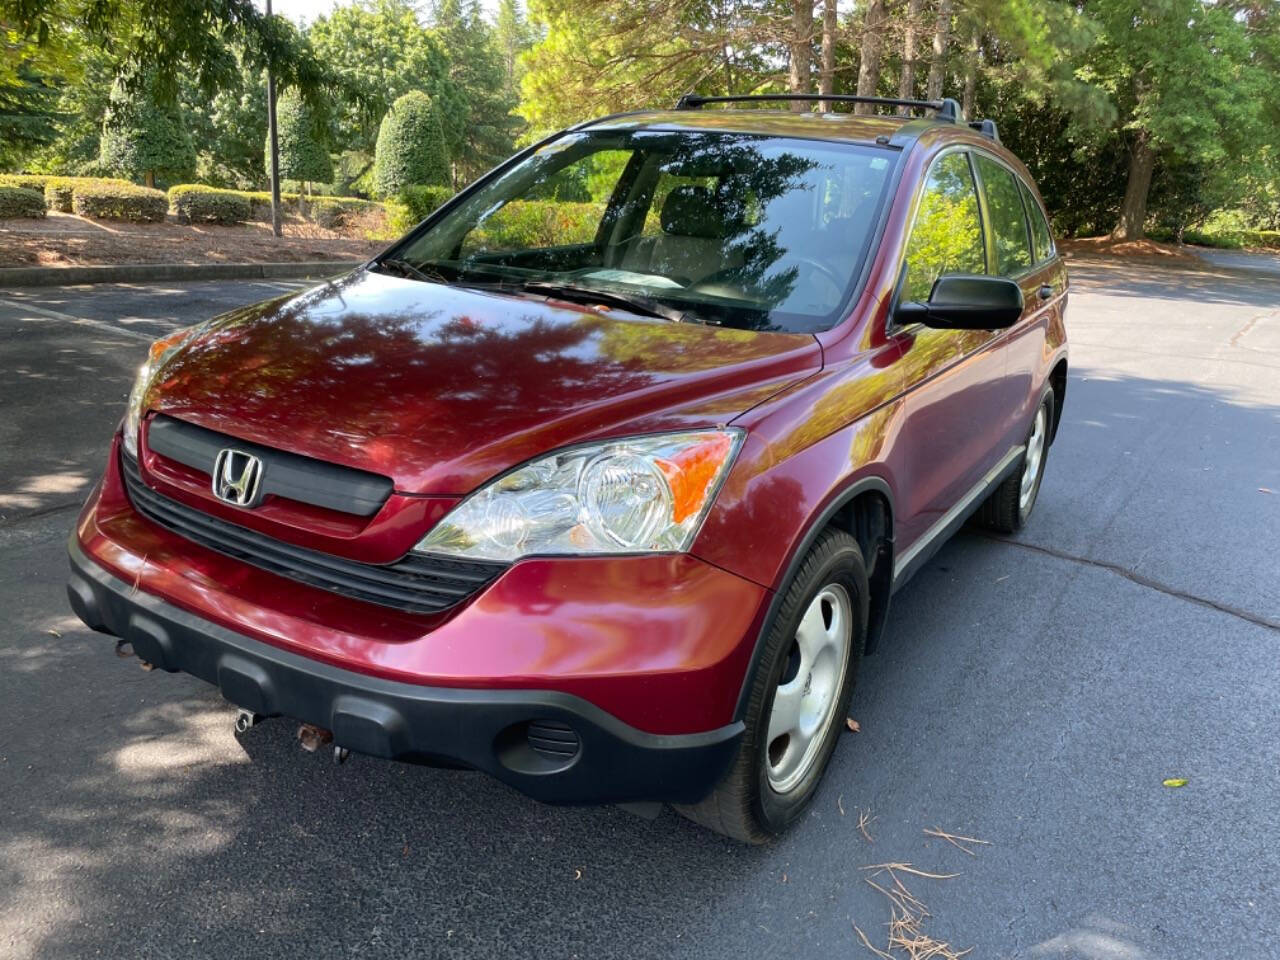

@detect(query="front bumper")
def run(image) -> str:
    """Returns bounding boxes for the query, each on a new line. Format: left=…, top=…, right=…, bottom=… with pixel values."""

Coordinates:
left=68, top=537, right=743, bottom=805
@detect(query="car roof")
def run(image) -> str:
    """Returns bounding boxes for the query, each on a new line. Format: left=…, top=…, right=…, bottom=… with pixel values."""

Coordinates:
left=578, top=109, right=923, bottom=146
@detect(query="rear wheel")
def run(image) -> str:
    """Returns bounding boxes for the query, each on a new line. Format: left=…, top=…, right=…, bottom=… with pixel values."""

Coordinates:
left=980, top=390, right=1053, bottom=534
left=675, top=528, right=867, bottom=842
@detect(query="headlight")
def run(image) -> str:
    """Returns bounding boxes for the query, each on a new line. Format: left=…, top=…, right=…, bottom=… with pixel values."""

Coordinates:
left=122, top=323, right=207, bottom=457
left=415, top=429, right=744, bottom=561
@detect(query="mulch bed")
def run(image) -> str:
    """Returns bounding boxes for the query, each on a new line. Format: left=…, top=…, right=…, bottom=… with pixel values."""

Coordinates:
left=0, top=211, right=383, bottom=268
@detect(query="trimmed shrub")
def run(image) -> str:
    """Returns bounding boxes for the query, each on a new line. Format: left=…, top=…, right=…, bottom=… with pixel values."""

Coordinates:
left=72, top=182, right=168, bottom=221
left=372, top=92, right=450, bottom=198
left=40, top=176, right=128, bottom=212
left=269, top=90, right=332, bottom=186
left=168, top=184, right=251, bottom=224
left=386, top=184, right=454, bottom=234
left=99, top=73, right=196, bottom=187
left=0, top=186, right=47, bottom=218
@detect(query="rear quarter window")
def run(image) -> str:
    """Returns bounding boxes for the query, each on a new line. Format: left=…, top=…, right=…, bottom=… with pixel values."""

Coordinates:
left=1020, top=180, right=1055, bottom=263
left=974, top=154, right=1032, bottom=276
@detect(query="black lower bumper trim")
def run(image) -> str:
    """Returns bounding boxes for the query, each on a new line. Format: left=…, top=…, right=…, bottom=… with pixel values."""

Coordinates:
left=67, top=538, right=742, bottom=805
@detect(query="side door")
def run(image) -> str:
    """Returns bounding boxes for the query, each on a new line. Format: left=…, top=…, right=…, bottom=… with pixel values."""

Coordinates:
left=891, top=149, right=1011, bottom=552
left=970, top=153, right=1051, bottom=447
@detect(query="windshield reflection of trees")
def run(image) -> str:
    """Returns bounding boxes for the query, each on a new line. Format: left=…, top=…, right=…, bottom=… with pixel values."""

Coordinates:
left=628, top=135, right=822, bottom=330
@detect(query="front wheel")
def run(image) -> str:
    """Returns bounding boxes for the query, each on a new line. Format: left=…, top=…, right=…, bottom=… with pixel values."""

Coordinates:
left=675, top=528, right=867, bottom=842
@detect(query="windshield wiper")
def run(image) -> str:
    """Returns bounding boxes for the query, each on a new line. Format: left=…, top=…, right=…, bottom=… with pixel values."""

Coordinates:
left=518, top=280, right=708, bottom=325
left=375, top=257, right=445, bottom=285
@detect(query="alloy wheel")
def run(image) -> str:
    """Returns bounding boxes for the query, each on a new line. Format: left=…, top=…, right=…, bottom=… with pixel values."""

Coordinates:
left=765, top=583, right=853, bottom=793
left=1019, top=405, right=1048, bottom=513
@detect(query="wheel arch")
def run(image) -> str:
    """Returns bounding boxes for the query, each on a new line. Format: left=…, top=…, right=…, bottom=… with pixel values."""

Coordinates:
left=1048, top=356, right=1067, bottom=444
left=732, top=474, right=896, bottom=722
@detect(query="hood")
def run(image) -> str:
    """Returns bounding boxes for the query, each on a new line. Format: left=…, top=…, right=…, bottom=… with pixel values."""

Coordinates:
left=147, top=269, right=821, bottom=495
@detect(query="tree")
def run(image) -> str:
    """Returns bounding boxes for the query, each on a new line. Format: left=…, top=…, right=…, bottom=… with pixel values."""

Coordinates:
left=818, top=0, right=837, bottom=110
left=430, top=0, right=521, bottom=181
left=925, top=0, right=952, bottom=101
left=1083, top=0, right=1280, bottom=240
left=494, top=0, right=537, bottom=93
left=307, top=0, right=461, bottom=161
left=854, top=0, right=887, bottom=112
left=372, top=91, right=450, bottom=196
left=194, top=59, right=268, bottom=188
left=897, top=0, right=924, bottom=100
left=787, top=0, right=813, bottom=108
left=2, top=0, right=337, bottom=108
left=99, top=73, right=196, bottom=187
left=270, top=89, right=332, bottom=190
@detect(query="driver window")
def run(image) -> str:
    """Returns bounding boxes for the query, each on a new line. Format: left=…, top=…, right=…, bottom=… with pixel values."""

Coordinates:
left=901, top=152, right=986, bottom=303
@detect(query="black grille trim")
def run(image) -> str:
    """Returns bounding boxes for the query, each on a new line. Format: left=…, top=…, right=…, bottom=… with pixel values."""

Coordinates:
left=147, top=415, right=393, bottom=517
left=121, top=453, right=506, bottom=614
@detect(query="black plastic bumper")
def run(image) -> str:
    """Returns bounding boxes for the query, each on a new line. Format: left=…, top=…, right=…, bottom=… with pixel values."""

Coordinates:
left=67, top=538, right=742, bottom=805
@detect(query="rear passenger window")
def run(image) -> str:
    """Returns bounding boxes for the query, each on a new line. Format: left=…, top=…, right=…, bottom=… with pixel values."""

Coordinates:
left=901, top=151, right=986, bottom=303
left=974, top=155, right=1032, bottom=276
left=1020, top=180, right=1054, bottom=263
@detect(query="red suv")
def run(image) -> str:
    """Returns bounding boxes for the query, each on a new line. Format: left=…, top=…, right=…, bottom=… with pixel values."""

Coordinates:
left=67, top=95, right=1067, bottom=841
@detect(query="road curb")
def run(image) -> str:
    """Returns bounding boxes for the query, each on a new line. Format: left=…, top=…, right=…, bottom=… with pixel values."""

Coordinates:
left=0, top=260, right=364, bottom=288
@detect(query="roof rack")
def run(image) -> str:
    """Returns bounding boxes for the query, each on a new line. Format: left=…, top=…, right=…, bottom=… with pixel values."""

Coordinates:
left=969, top=118, right=1000, bottom=142
left=673, top=93, right=962, bottom=123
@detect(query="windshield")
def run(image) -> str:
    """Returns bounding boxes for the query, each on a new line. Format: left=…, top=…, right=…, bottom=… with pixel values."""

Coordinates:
left=385, top=130, right=895, bottom=333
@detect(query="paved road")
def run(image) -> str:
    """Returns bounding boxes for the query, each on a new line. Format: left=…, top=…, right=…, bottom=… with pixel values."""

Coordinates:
left=2, top=262, right=1277, bottom=960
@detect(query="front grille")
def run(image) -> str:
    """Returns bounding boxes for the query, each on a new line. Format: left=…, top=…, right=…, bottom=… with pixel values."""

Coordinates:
left=121, top=453, right=506, bottom=614
left=148, top=415, right=392, bottom=517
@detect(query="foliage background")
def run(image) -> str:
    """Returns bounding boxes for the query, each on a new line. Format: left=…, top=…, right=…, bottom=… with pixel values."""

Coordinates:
left=1, top=0, right=1277, bottom=241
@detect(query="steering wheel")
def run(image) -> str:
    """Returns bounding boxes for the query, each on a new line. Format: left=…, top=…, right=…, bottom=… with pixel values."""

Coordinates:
left=787, top=256, right=845, bottom=309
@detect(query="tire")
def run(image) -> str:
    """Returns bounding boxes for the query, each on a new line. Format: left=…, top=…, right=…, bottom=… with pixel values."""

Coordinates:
left=675, top=528, right=868, bottom=842
left=980, top=389, right=1054, bottom=534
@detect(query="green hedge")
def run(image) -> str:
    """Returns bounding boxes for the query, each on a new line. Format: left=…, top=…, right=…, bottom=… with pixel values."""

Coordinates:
left=43, top=176, right=132, bottom=212
left=0, top=186, right=47, bottom=218
left=168, top=184, right=252, bottom=224
left=386, top=184, right=455, bottom=234
left=469, top=201, right=604, bottom=250
left=72, top=182, right=169, bottom=221
left=1149, top=225, right=1280, bottom=250
left=0, top=174, right=52, bottom=192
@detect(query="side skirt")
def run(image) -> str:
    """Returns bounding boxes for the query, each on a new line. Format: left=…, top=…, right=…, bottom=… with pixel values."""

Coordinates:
left=890, top=444, right=1025, bottom=593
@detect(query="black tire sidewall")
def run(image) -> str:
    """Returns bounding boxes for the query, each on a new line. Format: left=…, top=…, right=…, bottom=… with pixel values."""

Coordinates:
left=752, top=537, right=866, bottom=833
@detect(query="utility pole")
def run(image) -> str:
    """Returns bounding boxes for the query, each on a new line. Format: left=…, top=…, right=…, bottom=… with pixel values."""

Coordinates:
left=265, top=0, right=283, bottom=238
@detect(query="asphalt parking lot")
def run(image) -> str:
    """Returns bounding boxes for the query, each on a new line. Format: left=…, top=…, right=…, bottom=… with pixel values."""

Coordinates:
left=2, top=260, right=1277, bottom=959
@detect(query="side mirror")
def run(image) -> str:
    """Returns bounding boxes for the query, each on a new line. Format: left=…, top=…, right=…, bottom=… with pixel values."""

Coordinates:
left=895, top=274, right=1024, bottom=330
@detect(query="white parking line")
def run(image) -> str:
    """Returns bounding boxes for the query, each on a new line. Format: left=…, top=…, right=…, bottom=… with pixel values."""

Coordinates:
left=0, top=297, right=161, bottom=343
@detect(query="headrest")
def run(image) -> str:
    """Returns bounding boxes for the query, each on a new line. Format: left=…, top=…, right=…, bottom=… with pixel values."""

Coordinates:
left=659, top=185, right=728, bottom=239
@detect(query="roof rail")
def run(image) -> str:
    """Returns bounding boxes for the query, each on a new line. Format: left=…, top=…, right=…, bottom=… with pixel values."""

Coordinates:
left=969, top=118, right=1000, bottom=142
left=673, top=93, right=962, bottom=123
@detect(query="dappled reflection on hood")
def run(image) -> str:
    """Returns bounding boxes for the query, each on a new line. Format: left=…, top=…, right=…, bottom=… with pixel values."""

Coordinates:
left=147, top=269, right=820, bottom=494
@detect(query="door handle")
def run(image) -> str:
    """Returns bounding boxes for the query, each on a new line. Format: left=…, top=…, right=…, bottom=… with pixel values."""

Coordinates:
left=1037, top=284, right=1054, bottom=301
